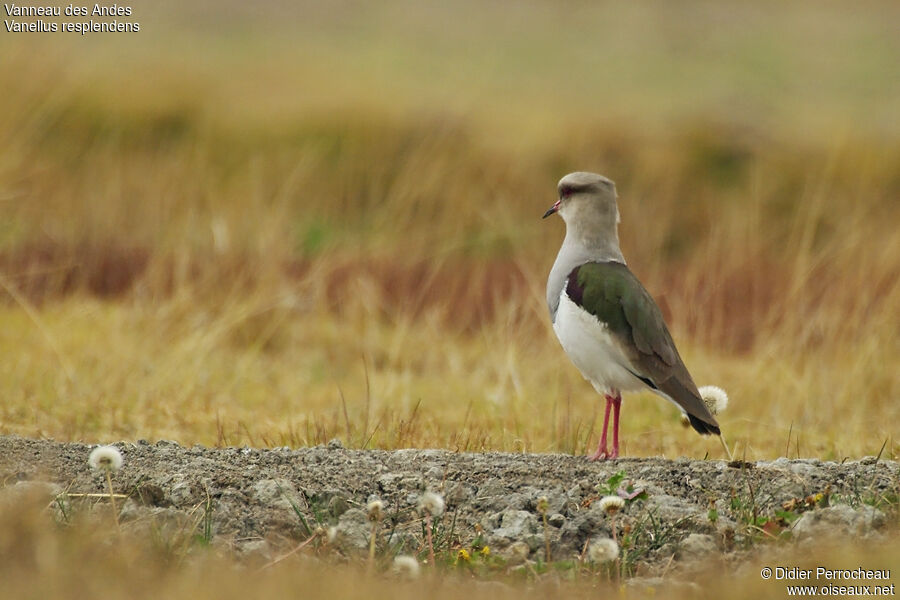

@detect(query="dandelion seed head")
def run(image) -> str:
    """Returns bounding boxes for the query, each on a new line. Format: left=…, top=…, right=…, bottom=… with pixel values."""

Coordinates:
left=598, top=495, right=625, bottom=515
left=392, top=555, right=420, bottom=579
left=699, top=385, right=729, bottom=415
left=367, top=498, right=384, bottom=521
left=418, top=491, right=445, bottom=517
left=88, top=445, right=123, bottom=472
left=587, top=537, right=619, bottom=563
left=537, top=496, right=549, bottom=514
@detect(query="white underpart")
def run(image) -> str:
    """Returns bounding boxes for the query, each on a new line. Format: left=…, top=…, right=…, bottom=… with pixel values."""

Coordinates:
left=552, top=291, right=643, bottom=396
left=553, top=289, right=692, bottom=416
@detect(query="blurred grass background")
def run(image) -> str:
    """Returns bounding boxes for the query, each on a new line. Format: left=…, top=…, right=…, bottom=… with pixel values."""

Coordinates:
left=1, top=0, right=899, bottom=460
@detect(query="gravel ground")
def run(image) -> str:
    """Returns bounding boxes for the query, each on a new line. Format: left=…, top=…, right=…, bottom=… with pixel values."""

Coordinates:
left=1, top=435, right=896, bottom=577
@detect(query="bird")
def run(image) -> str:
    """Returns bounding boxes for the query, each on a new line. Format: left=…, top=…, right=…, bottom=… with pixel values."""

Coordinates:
left=544, top=171, right=720, bottom=460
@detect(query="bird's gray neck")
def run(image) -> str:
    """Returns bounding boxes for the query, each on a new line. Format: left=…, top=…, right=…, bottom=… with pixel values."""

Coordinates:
left=546, top=229, right=625, bottom=321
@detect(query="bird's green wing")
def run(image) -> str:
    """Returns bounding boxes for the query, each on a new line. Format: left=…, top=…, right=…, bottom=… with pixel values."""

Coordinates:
left=566, top=261, right=719, bottom=434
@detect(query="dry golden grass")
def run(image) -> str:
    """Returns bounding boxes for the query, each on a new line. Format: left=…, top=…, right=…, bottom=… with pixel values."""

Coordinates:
left=1, top=109, right=897, bottom=459
left=1, top=1, right=898, bottom=459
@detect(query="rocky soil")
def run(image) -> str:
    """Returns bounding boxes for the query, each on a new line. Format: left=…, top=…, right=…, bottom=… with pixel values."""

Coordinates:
left=1, top=435, right=897, bottom=578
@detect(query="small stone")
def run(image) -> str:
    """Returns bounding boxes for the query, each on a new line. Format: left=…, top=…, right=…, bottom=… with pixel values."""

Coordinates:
left=250, top=478, right=299, bottom=511
left=445, top=482, right=473, bottom=504
left=6, top=480, right=63, bottom=501
left=792, top=505, right=885, bottom=540
left=548, top=513, right=566, bottom=528
left=332, top=508, right=370, bottom=553
left=236, top=539, right=272, bottom=564
left=677, top=533, right=717, bottom=560
left=376, top=473, right=403, bottom=493
left=503, top=541, right=531, bottom=565
left=491, top=510, right=538, bottom=540
left=169, top=477, right=195, bottom=506
left=645, top=494, right=704, bottom=525
left=327, top=494, right=350, bottom=518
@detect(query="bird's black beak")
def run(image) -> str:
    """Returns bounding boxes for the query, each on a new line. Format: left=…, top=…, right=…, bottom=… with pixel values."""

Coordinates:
left=542, top=199, right=561, bottom=219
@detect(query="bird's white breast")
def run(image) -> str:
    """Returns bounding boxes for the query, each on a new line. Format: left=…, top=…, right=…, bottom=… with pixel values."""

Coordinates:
left=552, top=291, right=642, bottom=395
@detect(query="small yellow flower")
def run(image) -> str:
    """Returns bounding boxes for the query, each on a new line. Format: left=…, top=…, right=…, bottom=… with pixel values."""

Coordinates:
left=456, top=549, right=471, bottom=563
left=480, top=545, right=491, bottom=557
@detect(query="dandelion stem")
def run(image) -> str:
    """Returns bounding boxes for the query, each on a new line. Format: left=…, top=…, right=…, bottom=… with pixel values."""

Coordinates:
left=368, top=521, right=378, bottom=573
left=105, top=470, right=121, bottom=533
left=610, top=514, right=617, bottom=544
left=612, top=519, right=621, bottom=584
left=425, top=512, right=435, bottom=566
left=578, top=539, right=589, bottom=564
left=542, top=511, right=551, bottom=563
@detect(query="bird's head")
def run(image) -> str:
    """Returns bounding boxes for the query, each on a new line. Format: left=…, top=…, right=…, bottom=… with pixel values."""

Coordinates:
left=543, top=172, right=620, bottom=229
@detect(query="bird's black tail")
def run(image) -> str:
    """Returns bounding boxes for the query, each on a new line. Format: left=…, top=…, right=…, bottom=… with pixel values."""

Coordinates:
left=688, top=413, right=721, bottom=436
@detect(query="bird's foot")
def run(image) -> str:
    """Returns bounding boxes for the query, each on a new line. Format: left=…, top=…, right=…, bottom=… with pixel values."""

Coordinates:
left=587, top=446, right=618, bottom=461
left=587, top=448, right=608, bottom=461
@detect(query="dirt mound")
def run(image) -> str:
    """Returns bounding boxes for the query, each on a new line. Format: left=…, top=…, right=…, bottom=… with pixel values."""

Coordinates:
left=1, top=435, right=896, bottom=576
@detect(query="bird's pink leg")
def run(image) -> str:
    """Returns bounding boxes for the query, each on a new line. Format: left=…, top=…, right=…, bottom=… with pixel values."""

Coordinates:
left=610, top=391, right=622, bottom=459
left=588, top=393, right=617, bottom=461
